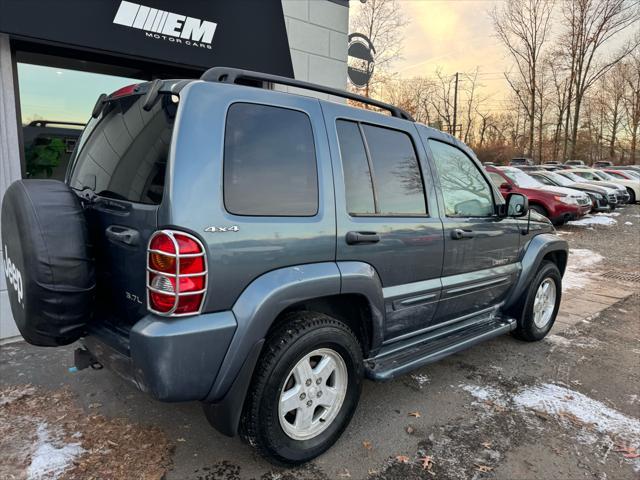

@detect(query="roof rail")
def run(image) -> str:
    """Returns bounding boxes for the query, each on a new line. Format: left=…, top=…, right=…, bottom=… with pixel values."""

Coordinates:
left=200, top=67, right=414, bottom=121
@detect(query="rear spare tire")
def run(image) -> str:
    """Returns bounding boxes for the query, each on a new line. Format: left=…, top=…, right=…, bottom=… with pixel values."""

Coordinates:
left=1, top=180, right=94, bottom=346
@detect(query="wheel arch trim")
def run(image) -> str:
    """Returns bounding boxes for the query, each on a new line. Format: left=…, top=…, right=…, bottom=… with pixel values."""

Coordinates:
left=204, top=261, right=385, bottom=403
left=503, top=233, right=568, bottom=311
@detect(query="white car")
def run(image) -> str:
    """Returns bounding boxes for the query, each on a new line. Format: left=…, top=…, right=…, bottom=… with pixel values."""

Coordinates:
left=570, top=168, right=640, bottom=204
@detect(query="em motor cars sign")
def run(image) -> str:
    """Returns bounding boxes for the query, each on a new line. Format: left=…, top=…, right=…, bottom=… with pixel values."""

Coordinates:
left=112, top=1, right=217, bottom=49
left=0, top=0, right=293, bottom=76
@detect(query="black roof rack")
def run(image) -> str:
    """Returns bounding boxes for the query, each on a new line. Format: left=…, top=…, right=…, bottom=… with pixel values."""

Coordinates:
left=200, top=67, right=414, bottom=121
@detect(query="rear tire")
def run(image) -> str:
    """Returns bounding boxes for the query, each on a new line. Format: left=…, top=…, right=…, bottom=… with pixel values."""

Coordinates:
left=512, top=261, right=562, bottom=342
left=239, top=312, right=363, bottom=465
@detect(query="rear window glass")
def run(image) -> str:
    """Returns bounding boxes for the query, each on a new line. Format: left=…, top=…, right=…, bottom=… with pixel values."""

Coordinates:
left=69, top=94, right=176, bottom=205
left=223, top=103, right=318, bottom=216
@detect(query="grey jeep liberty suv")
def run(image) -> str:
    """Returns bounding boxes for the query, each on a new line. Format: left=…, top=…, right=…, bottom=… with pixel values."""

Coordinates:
left=1, top=67, right=568, bottom=465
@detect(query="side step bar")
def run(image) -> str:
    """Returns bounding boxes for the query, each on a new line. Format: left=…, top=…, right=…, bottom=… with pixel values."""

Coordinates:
left=365, top=316, right=516, bottom=381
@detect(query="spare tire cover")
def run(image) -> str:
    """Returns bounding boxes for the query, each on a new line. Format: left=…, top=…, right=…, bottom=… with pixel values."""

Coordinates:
left=1, top=180, right=95, bottom=346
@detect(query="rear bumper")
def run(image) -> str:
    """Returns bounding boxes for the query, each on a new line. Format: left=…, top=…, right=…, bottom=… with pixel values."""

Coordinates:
left=83, top=311, right=236, bottom=402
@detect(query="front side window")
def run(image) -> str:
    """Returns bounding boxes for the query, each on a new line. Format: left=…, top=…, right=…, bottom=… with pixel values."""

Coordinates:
left=224, top=103, right=318, bottom=216
left=488, top=172, right=507, bottom=187
left=336, top=120, right=426, bottom=216
left=429, top=140, right=494, bottom=217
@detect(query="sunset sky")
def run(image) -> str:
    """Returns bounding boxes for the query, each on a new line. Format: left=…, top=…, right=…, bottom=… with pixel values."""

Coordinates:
left=355, top=0, right=637, bottom=112
left=17, top=0, right=637, bottom=124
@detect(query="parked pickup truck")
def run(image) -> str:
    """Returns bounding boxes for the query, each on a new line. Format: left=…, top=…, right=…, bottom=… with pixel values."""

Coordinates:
left=485, top=166, right=591, bottom=225
left=2, top=68, right=568, bottom=465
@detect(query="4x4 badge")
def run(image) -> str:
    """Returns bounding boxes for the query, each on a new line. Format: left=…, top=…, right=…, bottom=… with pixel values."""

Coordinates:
left=205, top=225, right=239, bottom=233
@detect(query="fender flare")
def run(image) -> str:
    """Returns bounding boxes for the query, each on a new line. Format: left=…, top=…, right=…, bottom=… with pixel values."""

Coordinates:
left=337, top=261, right=385, bottom=355
left=503, top=233, right=568, bottom=311
left=202, top=262, right=386, bottom=435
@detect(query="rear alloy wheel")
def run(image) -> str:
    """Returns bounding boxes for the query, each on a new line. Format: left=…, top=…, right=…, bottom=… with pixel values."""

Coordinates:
left=240, top=312, right=363, bottom=465
left=513, top=260, right=562, bottom=342
left=278, top=348, right=348, bottom=441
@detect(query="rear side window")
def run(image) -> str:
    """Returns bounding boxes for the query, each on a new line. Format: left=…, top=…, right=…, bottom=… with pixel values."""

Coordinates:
left=69, top=94, right=175, bottom=205
left=224, top=103, right=318, bottom=216
left=336, top=120, right=426, bottom=216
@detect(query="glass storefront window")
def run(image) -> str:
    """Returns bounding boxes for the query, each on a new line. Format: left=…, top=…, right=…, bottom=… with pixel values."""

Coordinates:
left=17, top=63, right=138, bottom=181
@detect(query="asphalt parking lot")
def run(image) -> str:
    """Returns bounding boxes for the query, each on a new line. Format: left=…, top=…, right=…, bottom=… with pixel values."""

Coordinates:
left=1, top=205, right=639, bottom=480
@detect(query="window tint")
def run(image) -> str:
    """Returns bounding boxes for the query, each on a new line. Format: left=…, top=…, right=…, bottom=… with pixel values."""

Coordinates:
left=336, top=120, right=376, bottom=214
left=429, top=140, right=494, bottom=217
left=361, top=124, right=426, bottom=215
left=70, top=95, right=175, bottom=204
left=224, top=103, right=318, bottom=216
left=336, top=121, right=426, bottom=216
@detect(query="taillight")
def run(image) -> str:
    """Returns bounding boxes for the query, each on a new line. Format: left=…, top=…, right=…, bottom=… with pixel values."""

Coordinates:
left=147, top=230, right=207, bottom=316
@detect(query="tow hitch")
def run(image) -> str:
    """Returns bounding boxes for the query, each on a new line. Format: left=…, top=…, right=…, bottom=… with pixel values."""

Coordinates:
left=69, top=347, right=103, bottom=372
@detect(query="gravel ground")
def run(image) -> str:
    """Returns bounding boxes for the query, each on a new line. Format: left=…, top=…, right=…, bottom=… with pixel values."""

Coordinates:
left=0, top=205, right=638, bottom=480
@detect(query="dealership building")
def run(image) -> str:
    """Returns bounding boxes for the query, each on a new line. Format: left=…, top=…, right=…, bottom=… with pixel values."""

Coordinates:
left=0, top=0, right=350, bottom=342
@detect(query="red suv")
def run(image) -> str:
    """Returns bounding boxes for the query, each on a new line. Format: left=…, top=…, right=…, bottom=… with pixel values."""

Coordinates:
left=485, top=166, right=591, bottom=225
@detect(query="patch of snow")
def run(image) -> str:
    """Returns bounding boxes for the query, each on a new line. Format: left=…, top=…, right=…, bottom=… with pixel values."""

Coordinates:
left=625, top=221, right=633, bottom=226
left=545, top=334, right=602, bottom=350
left=546, top=334, right=572, bottom=347
left=567, top=215, right=617, bottom=227
left=594, top=212, right=620, bottom=217
left=460, top=384, right=504, bottom=404
left=410, top=373, right=431, bottom=388
left=462, top=382, right=640, bottom=471
left=27, top=423, right=84, bottom=480
left=563, top=248, right=604, bottom=292
left=513, top=383, right=640, bottom=448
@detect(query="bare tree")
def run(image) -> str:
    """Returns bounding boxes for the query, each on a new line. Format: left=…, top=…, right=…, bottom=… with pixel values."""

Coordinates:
left=349, top=0, right=409, bottom=97
left=561, top=0, right=640, bottom=159
left=622, top=49, right=640, bottom=163
left=491, top=0, right=555, bottom=158
left=602, top=63, right=628, bottom=160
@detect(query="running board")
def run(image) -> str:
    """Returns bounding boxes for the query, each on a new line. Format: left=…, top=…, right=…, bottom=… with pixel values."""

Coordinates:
left=365, top=315, right=516, bottom=381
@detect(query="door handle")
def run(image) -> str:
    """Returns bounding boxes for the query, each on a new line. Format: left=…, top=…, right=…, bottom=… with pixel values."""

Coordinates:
left=105, top=225, right=140, bottom=246
left=451, top=228, right=475, bottom=240
left=346, top=231, right=380, bottom=245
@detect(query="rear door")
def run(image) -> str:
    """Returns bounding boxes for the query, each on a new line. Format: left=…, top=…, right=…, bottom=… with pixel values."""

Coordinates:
left=68, top=88, right=176, bottom=329
left=420, top=131, right=521, bottom=324
left=322, top=103, right=444, bottom=342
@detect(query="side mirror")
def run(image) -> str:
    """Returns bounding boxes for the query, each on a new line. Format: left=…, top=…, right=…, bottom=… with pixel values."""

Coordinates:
left=506, top=193, right=528, bottom=217
left=500, top=182, right=512, bottom=191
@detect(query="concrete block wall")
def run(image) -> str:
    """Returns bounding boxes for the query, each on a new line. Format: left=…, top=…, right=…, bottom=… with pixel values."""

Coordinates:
left=280, top=0, right=348, bottom=100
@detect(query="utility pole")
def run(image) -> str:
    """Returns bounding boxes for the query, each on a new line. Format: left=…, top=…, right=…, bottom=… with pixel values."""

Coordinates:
left=452, top=72, right=459, bottom=137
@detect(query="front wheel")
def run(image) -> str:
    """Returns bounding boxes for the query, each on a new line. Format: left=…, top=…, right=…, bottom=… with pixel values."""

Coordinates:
left=627, top=188, right=636, bottom=204
left=512, top=261, right=562, bottom=342
left=240, top=312, right=363, bottom=465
